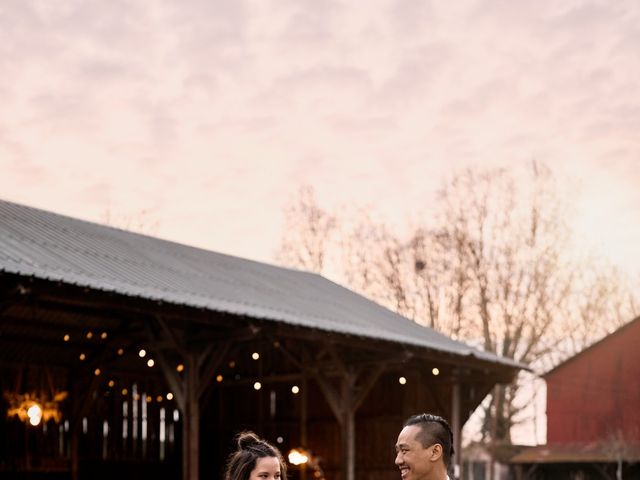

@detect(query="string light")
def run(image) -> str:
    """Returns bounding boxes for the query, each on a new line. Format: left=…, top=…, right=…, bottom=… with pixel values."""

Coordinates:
left=117, top=348, right=124, bottom=356
left=291, top=385, right=300, bottom=394
left=147, top=359, right=155, bottom=367
left=166, top=393, right=174, bottom=401
left=138, top=349, right=146, bottom=358
left=63, top=334, right=70, bottom=342
left=121, top=388, right=128, bottom=396
left=228, top=361, right=236, bottom=368
left=94, top=368, right=101, bottom=376
left=100, top=332, right=108, bottom=339
left=176, top=364, right=184, bottom=372
left=216, top=375, right=223, bottom=383
left=432, top=368, right=440, bottom=376
left=108, top=380, right=115, bottom=388
left=86, top=331, right=93, bottom=339
left=156, top=396, right=163, bottom=403
left=146, top=396, right=152, bottom=403
left=253, top=382, right=262, bottom=391
left=79, top=353, right=86, bottom=361
left=398, top=377, right=407, bottom=385
left=252, top=352, right=260, bottom=360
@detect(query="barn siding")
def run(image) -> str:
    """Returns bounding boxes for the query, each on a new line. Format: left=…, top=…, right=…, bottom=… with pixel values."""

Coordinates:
left=546, top=318, right=640, bottom=444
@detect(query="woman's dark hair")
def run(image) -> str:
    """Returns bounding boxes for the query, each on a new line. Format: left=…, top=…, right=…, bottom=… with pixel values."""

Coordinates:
left=224, top=431, right=287, bottom=480
left=404, top=413, right=454, bottom=469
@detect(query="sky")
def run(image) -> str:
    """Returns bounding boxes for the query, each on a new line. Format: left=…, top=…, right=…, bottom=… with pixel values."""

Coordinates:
left=2, top=0, right=639, bottom=277
left=1, top=0, right=639, bottom=445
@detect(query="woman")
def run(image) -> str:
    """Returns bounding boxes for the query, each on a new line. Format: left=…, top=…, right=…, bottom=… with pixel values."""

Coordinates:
left=224, top=431, right=287, bottom=480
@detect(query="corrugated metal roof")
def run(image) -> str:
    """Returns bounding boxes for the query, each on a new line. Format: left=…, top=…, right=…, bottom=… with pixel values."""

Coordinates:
left=0, top=199, right=522, bottom=369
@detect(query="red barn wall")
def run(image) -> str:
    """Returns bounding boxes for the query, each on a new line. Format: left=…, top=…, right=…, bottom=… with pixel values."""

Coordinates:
left=546, top=318, right=640, bottom=444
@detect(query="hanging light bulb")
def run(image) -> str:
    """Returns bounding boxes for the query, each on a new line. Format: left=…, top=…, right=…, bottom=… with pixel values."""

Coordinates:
left=27, top=404, right=43, bottom=426
left=288, top=449, right=309, bottom=465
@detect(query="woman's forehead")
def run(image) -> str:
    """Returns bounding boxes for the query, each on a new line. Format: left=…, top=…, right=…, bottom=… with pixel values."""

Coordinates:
left=254, top=456, right=281, bottom=471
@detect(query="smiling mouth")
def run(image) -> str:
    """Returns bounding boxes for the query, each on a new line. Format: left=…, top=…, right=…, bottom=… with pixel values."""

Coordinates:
left=399, top=467, right=409, bottom=478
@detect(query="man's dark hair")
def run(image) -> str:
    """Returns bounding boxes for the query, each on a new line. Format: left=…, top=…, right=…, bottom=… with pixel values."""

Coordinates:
left=404, top=413, right=454, bottom=469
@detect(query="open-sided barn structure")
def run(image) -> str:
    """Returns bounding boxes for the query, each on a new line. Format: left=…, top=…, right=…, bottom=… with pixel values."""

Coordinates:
left=0, top=199, right=523, bottom=480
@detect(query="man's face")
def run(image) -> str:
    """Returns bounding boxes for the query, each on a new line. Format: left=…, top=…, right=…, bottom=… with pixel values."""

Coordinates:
left=395, top=425, right=437, bottom=480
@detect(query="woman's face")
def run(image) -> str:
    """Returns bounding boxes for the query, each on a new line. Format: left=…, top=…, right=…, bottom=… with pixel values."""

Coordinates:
left=249, top=456, right=281, bottom=480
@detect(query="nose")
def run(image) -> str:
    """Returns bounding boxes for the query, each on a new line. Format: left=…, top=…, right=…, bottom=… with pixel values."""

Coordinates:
left=395, top=451, right=403, bottom=466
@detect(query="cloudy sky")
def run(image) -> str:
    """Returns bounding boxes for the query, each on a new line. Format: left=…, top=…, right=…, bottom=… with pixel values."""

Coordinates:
left=1, top=0, right=639, bottom=278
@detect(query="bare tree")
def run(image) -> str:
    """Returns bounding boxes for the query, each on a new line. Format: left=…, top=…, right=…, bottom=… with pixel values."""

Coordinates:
left=275, top=165, right=638, bottom=444
left=275, top=186, right=337, bottom=273
left=101, top=208, right=160, bottom=235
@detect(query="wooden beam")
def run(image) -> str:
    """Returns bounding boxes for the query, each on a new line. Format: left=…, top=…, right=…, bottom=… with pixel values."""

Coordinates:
left=143, top=319, right=185, bottom=410
left=156, top=316, right=187, bottom=357
left=451, top=380, right=462, bottom=480
left=353, top=364, right=384, bottom=411
left=197, top=340, right=231, bottom=400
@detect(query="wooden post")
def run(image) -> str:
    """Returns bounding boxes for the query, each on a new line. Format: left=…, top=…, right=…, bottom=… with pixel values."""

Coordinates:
left=313, top=363, right=384, bottom=480
left=341, top=373, right=356, bottom=480
left=300, top=374, right=308, bottom=480
left=183, top=352, right=199, bottom=480
left=451, top=380, right=462, bottom=480
left=70, top=428, right=79, bottom=480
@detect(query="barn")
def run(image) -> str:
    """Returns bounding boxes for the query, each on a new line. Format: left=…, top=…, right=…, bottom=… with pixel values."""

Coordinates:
left=0, top=199, right=522, bottom=480
left=511, top=316, right=640, bottom=479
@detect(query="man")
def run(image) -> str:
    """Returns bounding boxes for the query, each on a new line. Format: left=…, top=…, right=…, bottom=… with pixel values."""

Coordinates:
left=395, top=413, right=454, bottom=480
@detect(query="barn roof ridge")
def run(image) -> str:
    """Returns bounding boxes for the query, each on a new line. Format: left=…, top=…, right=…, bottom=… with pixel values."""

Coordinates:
left=543, top=315, right=640, bottom=378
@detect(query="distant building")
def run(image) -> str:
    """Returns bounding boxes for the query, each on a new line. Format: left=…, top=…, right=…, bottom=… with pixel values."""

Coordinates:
left=463, top=442, right=527, bottom=480
left=511, top=316, right=640, bottom=479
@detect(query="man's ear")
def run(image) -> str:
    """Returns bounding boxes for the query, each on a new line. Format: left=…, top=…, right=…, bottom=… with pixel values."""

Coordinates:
left=430, top=443, right=443, bottom=462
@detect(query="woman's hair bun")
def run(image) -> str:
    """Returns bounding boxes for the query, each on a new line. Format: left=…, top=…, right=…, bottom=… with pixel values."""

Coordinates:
left=237, top=431, right=261, bottom=450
